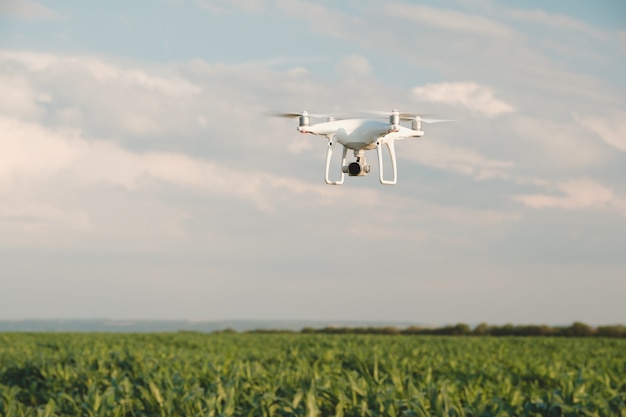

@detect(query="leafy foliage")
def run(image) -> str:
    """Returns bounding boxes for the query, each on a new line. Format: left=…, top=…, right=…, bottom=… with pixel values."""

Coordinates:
left=304, top=322, right=626, bottom=338
left=0, top=333, right=624, bottom=416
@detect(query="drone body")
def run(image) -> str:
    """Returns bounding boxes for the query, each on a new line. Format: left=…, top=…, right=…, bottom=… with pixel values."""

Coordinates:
left=278, top=110, right=443, bottom=185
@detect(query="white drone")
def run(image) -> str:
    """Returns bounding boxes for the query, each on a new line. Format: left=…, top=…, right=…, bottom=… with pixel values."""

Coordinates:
left=275, top=109, right=447, bottom=185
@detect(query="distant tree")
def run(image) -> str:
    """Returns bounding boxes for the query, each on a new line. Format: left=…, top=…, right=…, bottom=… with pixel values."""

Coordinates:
left=378, top=326, right=401, bottom=335
left=214, top=328, right=237, bottom=334
left=318, top=326, right=350, bottom=334
left=596, top=325, right=626, bottom=338
left=473, top=323, right=489, bottom=336
left=428, top=324, right=470, bottom=336
left=431, top=326, right=453, bottom=335
left=453, top=323, right=471, bottom=335
left=177, top=330, right=202, bottom=334
left=564, top=322, right=595, bottom=337
left=246, top=329, right=295, bottom=334
left=292, top=322, right=624, bottom=338
left=401, top=326, right=424, bottom=335
left=537, top=325, right=556, bottom=336
left=514, top=325, right=553, bottom=336
left=490, top=324, right=515, bottom=336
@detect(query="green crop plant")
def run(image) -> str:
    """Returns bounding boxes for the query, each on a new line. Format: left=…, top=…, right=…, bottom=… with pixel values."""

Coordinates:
left=0, top=333, right=624, bottom=416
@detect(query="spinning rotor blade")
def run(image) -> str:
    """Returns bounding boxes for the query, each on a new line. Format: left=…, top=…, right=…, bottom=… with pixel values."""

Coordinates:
left=267, top=110, right=451, bottom=122
left=267, top=111, right=336, bottom=119
left=398, top=112, right=435, bottom=121
left=420, top=118, right=454, bottom=123
left=268, top=112, right=302, bottom=118
left=357, top=110, right=434, bottom=120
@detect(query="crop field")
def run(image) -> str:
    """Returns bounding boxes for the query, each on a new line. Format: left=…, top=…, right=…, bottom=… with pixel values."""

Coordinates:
left=0, top=333, right=624, bottom=416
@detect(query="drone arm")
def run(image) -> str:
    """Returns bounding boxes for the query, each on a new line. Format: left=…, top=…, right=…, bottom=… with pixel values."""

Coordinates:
left=377, top=139, right=397, bottom=185
left=324, top=138, right=346, bottom=185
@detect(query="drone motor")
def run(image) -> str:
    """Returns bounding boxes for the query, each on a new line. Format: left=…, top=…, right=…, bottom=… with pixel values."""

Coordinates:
left=389, top=109, right=400, bottom=132
left=411, top=116, right=422, bottom=131
left=299, top=111, right=310, bottom=129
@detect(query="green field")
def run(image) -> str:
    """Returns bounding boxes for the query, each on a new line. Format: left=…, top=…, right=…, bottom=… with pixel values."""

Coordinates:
left=1, top=333, right=624, bottom=416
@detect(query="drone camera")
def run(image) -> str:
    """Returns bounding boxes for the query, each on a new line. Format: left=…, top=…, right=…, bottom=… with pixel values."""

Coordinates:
left=348, top=162, right=361, bottom=175
left=343, top=157, right=370, bottom=176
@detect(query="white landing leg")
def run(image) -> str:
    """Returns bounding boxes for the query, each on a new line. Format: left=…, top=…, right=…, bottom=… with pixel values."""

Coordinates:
left=376, top=139, right=397, bottom=185
left=324, top=140, right=347, bottom=185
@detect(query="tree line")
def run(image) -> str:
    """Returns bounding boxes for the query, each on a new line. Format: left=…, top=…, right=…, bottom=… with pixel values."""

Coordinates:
left=230, top=322, right=626, bottom=338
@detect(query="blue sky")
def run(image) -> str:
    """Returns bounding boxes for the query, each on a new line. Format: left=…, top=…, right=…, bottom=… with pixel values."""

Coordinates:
left=0, top=0, right=625, bottom=325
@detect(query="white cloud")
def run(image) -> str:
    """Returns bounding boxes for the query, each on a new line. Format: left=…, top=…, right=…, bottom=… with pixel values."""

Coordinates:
left=385, top=4, right=513, bottom=38
left=422, top=205, right=523, bottom=226
left=0, top=0, right=60, bottom=19
left=0, top=202, right=90, bottom=234
left=577, top=112, right=626, bottom=152
left=411, top=82, right=515, bottom=118
left=0, top=73, right=42, bottom=119
left=0, top=117, right=341, bottom=214
left=401, top=140, right=514, bottom=180
left=513, top=179, right=626, bottom=217
left=273, top=0, right=358, bottom=40
left=0, top=50, right=202, bottom=97
left=0, top=117, right=83, bottom=182
left=194, top=0, right=268, bottom=13
left=509, top=116, right=613, bottom=169
left=0, top=50, right=58, bottom=71
left=0, top=113, right=523, bottom=248
left=286, top=136, right=314, bottom=154
left=337, top=55, right=373, bottom=80
left=508, top=9, right=609, bottom=40
left=51, top=56, right=202, bottom=96
left=0, top=51, right=206, bottom=138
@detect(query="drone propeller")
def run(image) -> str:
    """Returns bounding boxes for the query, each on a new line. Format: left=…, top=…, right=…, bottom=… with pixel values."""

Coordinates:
left=268, top=110, right=453, bottom=132
left=359, top=110, right=454, bottom=131
left=268, top=110, right=335, bottom=130
left=269, top=111, right=334, bottom=119
left=420, top=118, right=453, bottom=123
left=398, top=112, right=437, bottom=121
left=271, top=112, right=303, bottom=119
left=410, top=116, right=454, bottom=131
left=358, top=110, right=435, bottom=120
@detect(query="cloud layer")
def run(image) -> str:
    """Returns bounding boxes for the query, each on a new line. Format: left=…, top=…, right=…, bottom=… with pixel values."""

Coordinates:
left=412, top=82, right=516, bottom=118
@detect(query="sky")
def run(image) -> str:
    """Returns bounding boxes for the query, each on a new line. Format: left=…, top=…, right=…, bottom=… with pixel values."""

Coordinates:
left=0, top=0, right=625, bottom=326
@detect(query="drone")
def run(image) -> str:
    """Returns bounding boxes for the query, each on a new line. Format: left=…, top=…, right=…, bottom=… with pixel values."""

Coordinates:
left=275, top=110, right=448, bottom=185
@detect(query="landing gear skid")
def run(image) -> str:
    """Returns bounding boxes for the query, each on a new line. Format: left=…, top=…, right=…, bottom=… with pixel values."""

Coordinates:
left=324, top=140, right=347, bottom=185
left=376, top=139, right=397, bottom=185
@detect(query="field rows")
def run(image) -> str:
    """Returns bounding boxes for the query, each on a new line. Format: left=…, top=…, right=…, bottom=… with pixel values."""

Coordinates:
left=1, top=333, right=624, bottom=416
